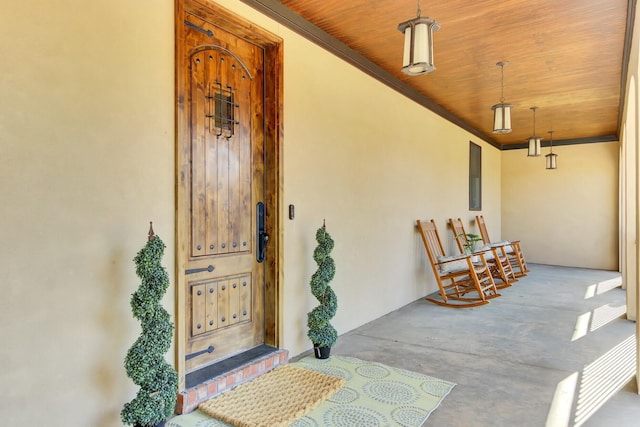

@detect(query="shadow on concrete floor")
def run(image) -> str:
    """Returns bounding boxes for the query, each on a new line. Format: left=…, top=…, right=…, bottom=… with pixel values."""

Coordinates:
left=312, top=264, right=639, bottom=427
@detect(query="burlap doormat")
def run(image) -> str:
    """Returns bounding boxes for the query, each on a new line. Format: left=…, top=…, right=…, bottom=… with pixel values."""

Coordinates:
left=199, top=364, right=345, bottom=427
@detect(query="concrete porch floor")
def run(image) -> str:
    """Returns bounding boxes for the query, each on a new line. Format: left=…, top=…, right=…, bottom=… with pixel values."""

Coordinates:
left=300, top=264, right=640, bottom=426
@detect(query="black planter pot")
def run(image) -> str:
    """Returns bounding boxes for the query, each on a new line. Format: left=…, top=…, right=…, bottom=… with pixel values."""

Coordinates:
left=134, top=421, right=166, bottom=427
left=313, top=346, right=331, bottom=359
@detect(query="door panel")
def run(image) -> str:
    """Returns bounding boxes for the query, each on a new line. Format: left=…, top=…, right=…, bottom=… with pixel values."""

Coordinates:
left=180, top=12, right=265, bottom=373
left=191, top=283, right=207, bottom=336
left=205, top=282, right=218, bottom=333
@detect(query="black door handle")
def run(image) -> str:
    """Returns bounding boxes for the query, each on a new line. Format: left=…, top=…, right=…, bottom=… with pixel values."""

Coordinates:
left=256, top=202, right=268, bottom=263
left=258, top=232, right=269, bottom=263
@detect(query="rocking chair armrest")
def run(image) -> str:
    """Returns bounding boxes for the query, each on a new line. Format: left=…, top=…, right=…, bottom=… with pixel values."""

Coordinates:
left=488, top=242, right=514, bottom=252
left=489, top=240, right=521, bottom=247
left=436, top=254, right=469, bottom=264
left=488, top=241, right=509, bottom=248
left=471, top=248, right=491, bottom=255
left=471, top=250, right=491, bottom=262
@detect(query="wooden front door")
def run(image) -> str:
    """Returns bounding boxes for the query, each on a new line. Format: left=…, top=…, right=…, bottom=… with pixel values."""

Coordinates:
left=178, top=8, right=266, bottom=373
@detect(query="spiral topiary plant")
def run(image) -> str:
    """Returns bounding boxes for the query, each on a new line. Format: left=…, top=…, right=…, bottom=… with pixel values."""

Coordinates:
left=121, top=223, right=178, bottom=427
left=307, top=221, right=338, bottom=358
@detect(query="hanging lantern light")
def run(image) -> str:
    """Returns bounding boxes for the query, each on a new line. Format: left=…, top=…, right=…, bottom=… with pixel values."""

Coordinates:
left=546, top=130, right=558, bottom=169
left=491, top=61, right=513, bottom=134
left=527, top=106, right=542, bottom=157
left=398, top=0, right=440, bottom=76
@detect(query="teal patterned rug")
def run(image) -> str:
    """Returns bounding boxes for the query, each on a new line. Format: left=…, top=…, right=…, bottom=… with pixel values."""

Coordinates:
left=167, top=355, right=455, bottom=427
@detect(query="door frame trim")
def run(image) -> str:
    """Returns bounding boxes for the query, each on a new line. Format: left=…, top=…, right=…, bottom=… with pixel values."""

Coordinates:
left=175, top=0, right=283, bottom=389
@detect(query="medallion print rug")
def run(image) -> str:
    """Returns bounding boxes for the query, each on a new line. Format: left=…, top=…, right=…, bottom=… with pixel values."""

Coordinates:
left=167, top=355, right=456, bottom=427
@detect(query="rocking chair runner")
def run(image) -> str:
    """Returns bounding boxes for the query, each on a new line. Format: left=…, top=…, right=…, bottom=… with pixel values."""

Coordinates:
left=416, top=219, right=500, bottom=308
left=475, top=215, right=529, bottom=277
left=448, top=217, right=517, bottom=288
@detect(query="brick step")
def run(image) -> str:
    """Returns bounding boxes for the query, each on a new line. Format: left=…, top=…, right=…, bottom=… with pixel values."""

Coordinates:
left=175, top=348, right=289, bottom=414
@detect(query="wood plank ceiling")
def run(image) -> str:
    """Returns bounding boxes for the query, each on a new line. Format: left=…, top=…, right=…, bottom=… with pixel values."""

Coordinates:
left=248, top=0, right=632, bottom=149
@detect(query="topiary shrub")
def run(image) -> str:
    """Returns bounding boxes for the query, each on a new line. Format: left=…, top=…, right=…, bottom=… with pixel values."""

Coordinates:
left=307, top=221, right=338, bottom=350
left=121, top=223, right=178, bottom=427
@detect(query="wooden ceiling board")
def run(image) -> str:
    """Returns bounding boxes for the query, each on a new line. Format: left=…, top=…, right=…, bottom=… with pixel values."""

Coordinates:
left=277, top=0, right=629, bottom=147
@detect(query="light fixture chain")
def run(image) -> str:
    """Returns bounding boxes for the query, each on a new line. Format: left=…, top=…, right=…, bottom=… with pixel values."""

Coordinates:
left=500, top=64, right=505, bottom=103
left=417, top=0, right=421, bottom=17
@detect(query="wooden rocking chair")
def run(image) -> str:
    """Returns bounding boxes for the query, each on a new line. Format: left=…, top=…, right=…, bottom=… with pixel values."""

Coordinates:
left=449, top=217, right=516, bottom=288
left=475, top=215, right=529, bottom=277
left=416, top=219, right=500, bottom=308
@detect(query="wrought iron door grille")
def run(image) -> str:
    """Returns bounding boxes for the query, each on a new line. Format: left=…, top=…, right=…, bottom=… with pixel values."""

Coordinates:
left=206, top=82, right=237, bottom=138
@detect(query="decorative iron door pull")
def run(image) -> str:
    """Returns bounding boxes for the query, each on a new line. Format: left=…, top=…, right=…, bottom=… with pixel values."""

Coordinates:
left=185, top=345, right=215, bottom=360
left=184, top=20, right=213, bottom=38
left=185, top=265, right=215, bottom=275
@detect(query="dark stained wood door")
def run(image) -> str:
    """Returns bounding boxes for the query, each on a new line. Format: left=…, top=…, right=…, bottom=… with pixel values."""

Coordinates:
left=179, top=11, right=265, bottom=373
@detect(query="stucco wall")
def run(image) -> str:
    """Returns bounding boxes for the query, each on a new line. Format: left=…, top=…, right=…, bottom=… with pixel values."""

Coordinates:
left=0, top=1, right=176, bottom=426
left=0, top=0, right=500, bottom=425
left=501, top=142, right=619, bottom=270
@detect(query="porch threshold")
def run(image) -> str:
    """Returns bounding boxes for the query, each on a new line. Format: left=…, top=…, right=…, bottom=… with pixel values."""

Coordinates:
left=185, top=344, right=277, bottom=388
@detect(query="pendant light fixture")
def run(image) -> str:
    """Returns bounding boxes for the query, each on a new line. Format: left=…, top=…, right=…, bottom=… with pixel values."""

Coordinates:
left=527, top=107, right=542, bottom=157
left=546, top=130, right=558, bottom=169
left=491, top=61, right=513, bottom=134
left=398, top=0, right=440, bottom=76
